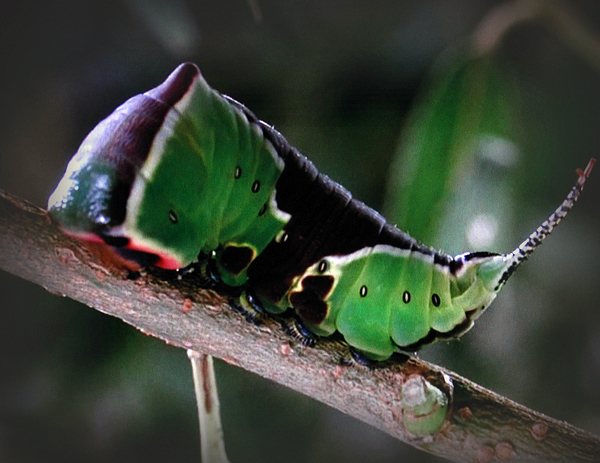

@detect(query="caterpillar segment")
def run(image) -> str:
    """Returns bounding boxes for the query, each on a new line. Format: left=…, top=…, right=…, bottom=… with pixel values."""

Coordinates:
left=48, top=62, right=595, bottom=362
left=287, top=160, right=594, bottom=359
left=48, top=62, right=291, bottom=283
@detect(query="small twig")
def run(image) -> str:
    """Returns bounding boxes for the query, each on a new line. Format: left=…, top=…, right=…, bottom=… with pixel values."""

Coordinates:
left=542, top=0, right=600, bottom=73
left=473, top=0, right=543, bottom=55
left=1, top=189, right=599, bottom=462
left=188, top=351, right=231, bottom=463
left=473, top=0, right=600, bottom=74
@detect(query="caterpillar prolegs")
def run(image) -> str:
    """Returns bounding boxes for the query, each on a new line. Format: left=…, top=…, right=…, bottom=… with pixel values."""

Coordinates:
left=48, top=63, right=595, bottom=361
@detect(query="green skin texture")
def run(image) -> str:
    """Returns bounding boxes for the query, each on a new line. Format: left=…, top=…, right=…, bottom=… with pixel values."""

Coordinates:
left=49, top=65, right=570, bottom=361
left=120, top=75, right=290, bottom=286
left=291, top=247, right=507, bottom=360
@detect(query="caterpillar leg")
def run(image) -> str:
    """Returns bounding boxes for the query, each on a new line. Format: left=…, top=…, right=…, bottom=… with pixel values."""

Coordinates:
left=340, top=347, right=410, bottom=369
left=164, top=252, right=221, bottom=289
left=176, top=261, right=216, bottom=289
left=338, top=347, right=381, bottom=369
left=230, top=290, right=265, bottom=324
left=283, top=317, right=319, bottom=347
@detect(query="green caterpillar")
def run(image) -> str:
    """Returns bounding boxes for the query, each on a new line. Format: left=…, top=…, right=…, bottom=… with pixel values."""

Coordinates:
left=48, top=62, right=594, bottom=361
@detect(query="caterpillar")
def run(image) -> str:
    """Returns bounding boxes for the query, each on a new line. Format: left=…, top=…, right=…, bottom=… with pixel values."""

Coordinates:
left=48, top=62, right=594, bottom=361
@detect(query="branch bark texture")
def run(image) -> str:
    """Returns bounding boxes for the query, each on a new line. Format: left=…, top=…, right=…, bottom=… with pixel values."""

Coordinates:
left=0, top=189, right=599, bottom=462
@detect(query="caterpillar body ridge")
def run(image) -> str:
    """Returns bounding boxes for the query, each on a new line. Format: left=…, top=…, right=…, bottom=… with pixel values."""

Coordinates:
left=48, top=63, right=595, bottom=360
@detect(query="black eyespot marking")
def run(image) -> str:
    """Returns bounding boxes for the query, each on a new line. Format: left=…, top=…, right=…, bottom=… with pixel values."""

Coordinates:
left=258, top=203, right=267, bottom=216
left=234, top=166, right=242, bottom=179
left=360, top=285, right=368, bottom=297
left=277, top=231, right=289, bottom=244
left=402, top=291, right=411, bottom=304
left=289, top=275, right=335, bottom=325
left=252, top=180, right=261, bottom=193
left=432, top=293, right=441, bottom=307
left=318, top=260, right=327, bottom=273
left=169, top=210, right=178, bottom=224
left=220, top=245, right=255, bottom=275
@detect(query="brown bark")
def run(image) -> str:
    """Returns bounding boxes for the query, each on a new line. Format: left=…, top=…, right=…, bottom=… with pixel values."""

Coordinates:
left=1, top=189, right=599, bottom=462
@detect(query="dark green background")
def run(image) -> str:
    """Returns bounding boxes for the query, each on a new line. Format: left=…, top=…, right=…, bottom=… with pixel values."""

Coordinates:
left=1, top=1, right=599, bottom=462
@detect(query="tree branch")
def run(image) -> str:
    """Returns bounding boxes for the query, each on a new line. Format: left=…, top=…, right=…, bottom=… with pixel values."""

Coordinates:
left=1, top=188, right=599, bottom=463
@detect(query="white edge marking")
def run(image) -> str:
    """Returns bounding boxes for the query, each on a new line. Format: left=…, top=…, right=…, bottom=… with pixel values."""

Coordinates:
left=117, top=74, right=207, bottom=268
left=293, top=244, right=450, bottom=299
left=260, top=132, right=290, bottom=223
left=244, top=114, right=289, bottom=223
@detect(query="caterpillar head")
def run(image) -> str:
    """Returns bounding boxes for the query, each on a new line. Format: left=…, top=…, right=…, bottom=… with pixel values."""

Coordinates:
left=48, top=63, right=203, bottom=269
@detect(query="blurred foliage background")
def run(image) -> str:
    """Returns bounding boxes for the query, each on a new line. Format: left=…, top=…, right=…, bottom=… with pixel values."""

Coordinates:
left=1, top=1, right=600, bottom=462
